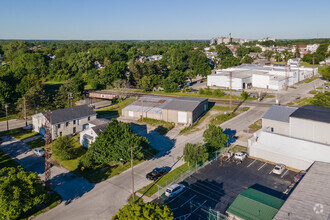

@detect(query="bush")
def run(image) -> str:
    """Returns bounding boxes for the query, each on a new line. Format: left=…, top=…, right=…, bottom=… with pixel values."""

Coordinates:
left=199, top=88, right=205, bottom=94
left=213, top=89, right=224, bottom=97
left=79, top=151, right=95, bottom=169
left=183, top=143, right=208, bottom=166
left=52, top=136, right=76, bottom=160
left=241, top=91, right=249, bottom=99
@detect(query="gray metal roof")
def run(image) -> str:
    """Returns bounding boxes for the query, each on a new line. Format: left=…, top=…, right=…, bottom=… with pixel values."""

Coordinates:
left=163, top=97, right=207, bottom=112
left=89, top=118, right=110, bottom=126
left=91, top=123, right=108, bottom=134
left=290, top=105, right=330, bottom=123
left=262, top=105, right=298, bottom=123
left=274, top=161, right=330, bottom=220
left=122, top=96, right=173, bottom=114
left=45, top=105, right=96, bottom=124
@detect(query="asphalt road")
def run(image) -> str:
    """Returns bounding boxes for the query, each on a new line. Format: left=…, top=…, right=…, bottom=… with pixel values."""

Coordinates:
left=0, top=118, right=32, bottom=132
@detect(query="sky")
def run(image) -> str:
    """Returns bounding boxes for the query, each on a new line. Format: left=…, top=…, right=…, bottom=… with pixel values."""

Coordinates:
left=0, top=0, right=330, bottom=40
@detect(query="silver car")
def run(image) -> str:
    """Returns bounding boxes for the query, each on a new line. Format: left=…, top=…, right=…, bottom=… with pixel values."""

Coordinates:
left=165, top=184, right=185, bottom=198
left=33, top=148, right=45, bottom=157
left=272, top=164, right=286, bottom=175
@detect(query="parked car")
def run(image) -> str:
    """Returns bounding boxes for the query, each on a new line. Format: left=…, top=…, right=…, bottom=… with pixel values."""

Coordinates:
left=23, top=124, right=33, bottom=130
left=272, top=164, right=286, bottom=175
left=233, top=152, right=247, bottom=161
left=33, top=148, right=45, bottom=157
left=165, top=183, right=185, bottom=198
left=294, top=170, right=306, bottom=183
left=146, top=168, right=168, bottom=181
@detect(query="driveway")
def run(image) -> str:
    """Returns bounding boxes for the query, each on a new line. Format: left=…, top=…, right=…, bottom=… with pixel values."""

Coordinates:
left=0, top=136, right=94, bottom=203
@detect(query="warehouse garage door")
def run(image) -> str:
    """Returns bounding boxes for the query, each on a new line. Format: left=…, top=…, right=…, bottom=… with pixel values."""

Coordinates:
left=178, top=112, right=187, bottom=124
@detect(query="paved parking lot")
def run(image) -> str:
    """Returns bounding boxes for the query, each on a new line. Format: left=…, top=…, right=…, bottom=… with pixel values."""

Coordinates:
left=155, top=157, right=297, bottom=219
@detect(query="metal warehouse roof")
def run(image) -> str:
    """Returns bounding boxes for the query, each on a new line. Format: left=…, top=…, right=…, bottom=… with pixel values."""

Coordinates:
left=289, top=105, right=330, bottom=123
left=43, top=105, right=96, bottom=124
left=263, top=105, right=298, bottom=123
left=122, top=96, right=173, bottom=114
left=226, top=188, right=284, bottom=220
left=274, top=161, right=330, bottom=220
left=163, top=97, right=207, bottom=112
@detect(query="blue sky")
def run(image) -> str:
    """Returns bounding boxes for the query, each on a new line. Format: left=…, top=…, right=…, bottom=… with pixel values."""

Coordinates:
left=1, top=0, right=329, bottom=40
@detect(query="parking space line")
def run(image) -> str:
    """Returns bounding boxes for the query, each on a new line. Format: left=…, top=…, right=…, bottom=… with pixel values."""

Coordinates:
left=269, top=169, right=273, bottom=174
left=258, top=163, right=267, bottom=171
left=179, top=195, right=196, bottom=208
left=247, top=159, right=256, bottom=167
left=281, top=170, right=289, bottom=178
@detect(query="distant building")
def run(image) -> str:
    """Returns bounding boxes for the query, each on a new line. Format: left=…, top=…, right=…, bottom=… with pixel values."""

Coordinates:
left=249, top=105, right=330, bottom=170
left=94, top=61, right=104, bottom=69
left=306, top=44, right=319, bottom=53
left=287, top=58, right=300, bottom=66
left=226, top=188, right=284, bottom=220
left=135, top=55, right=162, bottom=63
left=258, top=37, right=276, bottom=42
left=79, top=118, right=110, bottom=147
left=32, top=105, right=97, bottom=140
left=210, top=33, right=249, bottom=45
left=207, top=64, right=317, bottom=91
left=122, top=96, right=208, bottom=126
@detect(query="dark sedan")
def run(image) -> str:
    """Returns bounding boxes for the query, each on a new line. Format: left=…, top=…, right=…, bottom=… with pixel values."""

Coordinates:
left=146, top=168, right=168, bottom=181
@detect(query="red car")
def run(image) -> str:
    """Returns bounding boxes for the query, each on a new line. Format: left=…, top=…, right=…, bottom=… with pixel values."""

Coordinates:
left=294, top=170, right=306, bottom=183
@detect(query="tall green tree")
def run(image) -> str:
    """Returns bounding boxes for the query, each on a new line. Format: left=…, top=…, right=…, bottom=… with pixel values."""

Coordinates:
left=203, top=124, right=228, bottom=152
left=319, top=66, right=330, bottom=81
left=263, top=50, right=273, bottom=61
left=86, top=120, right=149, bottom=164
left=54, top=78, right=85, bottom=108
left=113, top=200, right=174, bottom=220
left=183, top=143, right=209, bottom=166
left=0, top=167, right=46, bottom=219
left=311, top=91, right=330, bottom=107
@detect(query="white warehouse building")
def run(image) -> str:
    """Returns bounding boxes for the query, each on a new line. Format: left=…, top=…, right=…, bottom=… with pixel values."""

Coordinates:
left=207, top=64, right=317, bottom=91
left=249, top=105, right=330, bottom=170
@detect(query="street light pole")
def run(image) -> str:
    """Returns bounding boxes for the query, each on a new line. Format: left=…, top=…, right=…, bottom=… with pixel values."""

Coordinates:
left=131, top=146, right=135, bottom=201
left=24, top=97, right=27, bottom=126
left=5, top=104, right=8, bottom=131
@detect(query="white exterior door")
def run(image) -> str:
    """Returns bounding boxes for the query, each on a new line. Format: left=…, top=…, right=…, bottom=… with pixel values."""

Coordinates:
left=129, top=111, right=134, bottom=117
left=178, top=112, right=187, bottom=124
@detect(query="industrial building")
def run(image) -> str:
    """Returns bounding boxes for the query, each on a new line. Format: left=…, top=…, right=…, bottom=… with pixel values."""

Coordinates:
left=248, top=105, right=330, bottom=170
left=122, top=96, right=208, bottom=126
left=207, top=64, right=318, bottom=90
left=274, top=161, right=330, bottom=220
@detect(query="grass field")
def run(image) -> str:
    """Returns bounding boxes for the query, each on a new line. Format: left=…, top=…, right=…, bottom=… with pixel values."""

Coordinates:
left=229, top=145, right=248, bottom=153
left=27, top=138, right=45, bottom=149
left=0, top=114, right=17, bottom=122
left=248, top=119, right=262, bottom=131
left=138, top=163, right=189, bottom=197
left=295, top=97, right=313, bottom=106
left=303, top=76, right=319, bottom=83
left=0, top=149, right=20, bottom=169
left=0, top=128, right=37, bottom=140
left=210, top=112, right=238, bottom=125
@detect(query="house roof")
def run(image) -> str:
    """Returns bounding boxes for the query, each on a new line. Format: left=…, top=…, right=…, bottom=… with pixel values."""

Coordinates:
left=226, top=188, right=284, bottom=220
left=91, top=123, right=108, bottom=134
left=45, top=105, right=96, bottom=124
left=89, top=118, right=110, bottom=126
left=163, top=97, right=207, bottom=112
left=263, top=105, right=298, bottom=123
left=274, top=161, right=330, bottom=220
left=289, top=105, right=330, bottom=123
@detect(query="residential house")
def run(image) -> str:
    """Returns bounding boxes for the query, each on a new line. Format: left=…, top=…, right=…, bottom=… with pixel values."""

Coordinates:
left=32, top=105, right=97, bottom=140
left=79, top=118, right=110, bottom=147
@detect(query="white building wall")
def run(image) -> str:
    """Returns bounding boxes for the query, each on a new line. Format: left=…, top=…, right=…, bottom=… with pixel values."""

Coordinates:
left=290, top=118, right=330, bottom=145
left=79, top=128, right=98, bottom=147
left=248, top=131, right=330, bottom=170
left=208, top=75, right=247, bottom=90
left=252, top=74, right=270, bottom=89
left=262, top=119, right=290, bottom=136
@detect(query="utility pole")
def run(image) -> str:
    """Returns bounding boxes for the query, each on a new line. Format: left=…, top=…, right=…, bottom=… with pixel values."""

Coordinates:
left=24, top=97, right=27, bottom=126
left=68, top=92, right=73, bottom=107
left=4, top=104, right=8, bottom=131
left=312, top=55, right=315, bottom=76
left=285, top=64, right=288, bottom=91
left=44, top=111, right=52, bottom=191
left=229, top=72, right=232, bottom=113
left=131, top=146, right=135, bottom=201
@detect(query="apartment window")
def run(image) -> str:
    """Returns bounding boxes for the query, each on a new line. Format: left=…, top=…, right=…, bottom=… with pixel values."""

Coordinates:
left=77, top=119, right=80, bottom=125
left=66, top=122, right=69, bottom=127
left=60, top=132, right=62, bottom=136
left=57, top=124, right=61, bottom=129
left=73, top=127, right=76, bottom=133
left=271, top=127, right=274, bottom=132
left=73, top=120, right=76, bottom=125
left=88, top=116, right=90, bottom=121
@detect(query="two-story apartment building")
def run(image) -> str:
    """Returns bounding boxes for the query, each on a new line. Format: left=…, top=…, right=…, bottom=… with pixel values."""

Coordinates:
left=248, top=105, right=330, bottom=170
left=32, top=105, right=97, bottom=140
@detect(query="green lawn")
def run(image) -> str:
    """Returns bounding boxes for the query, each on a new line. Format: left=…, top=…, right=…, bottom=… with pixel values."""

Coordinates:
left=27, top=138, right=45, bottom=149
left=138, top=163, right=189, bottom=197
left=295, top=97, right=313, bottom=106
left=0, top=128, right=37, bottom=140
left=96, top=98, right=136, bottom=118
left=248, top=119, right=262, bottom=131
left=0, top=149, right=20, bottom=169
left=138, top=118, right=174, bottom=135
left=210, top=112, right=238, bottom=125
left=229, top=145, right=248, bottom=153
left=151, top=90, right=246, bottom=100
left=303, top=76, right=319, bottom=83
